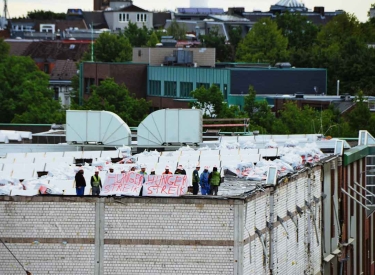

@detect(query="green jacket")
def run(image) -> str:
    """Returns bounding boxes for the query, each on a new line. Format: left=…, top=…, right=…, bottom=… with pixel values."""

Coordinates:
left=210, top=171, right=221, bottom=186
left=91, top=175, right=102, bottom=187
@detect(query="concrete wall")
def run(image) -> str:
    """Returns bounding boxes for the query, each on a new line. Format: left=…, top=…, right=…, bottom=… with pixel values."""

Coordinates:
left=0, top=167, right=324, bottom=274
left=242, top=167, right=322, bottom=275
left=133, top=48, right=216, bottom=68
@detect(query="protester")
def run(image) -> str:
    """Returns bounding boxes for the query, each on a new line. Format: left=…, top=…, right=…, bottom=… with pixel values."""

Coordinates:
left=174, top=164, right=186, bottom=175
left=130, top=166, right=136, bottom=172
left=91, top=170, right=102, bottom=196
left=199, top=166, right=210, bottom=195
left=138, top=164, right=147, bottom=196
left=163, top=165, right=172, bottom=175
left=108, top=167, right=114, bottom=174
left=192, top=164, right=200, bottom=195
left=150, top=168, right=156, bottom=175
left=75, top=167, right=86, bottom=196
left=209, top=165, right=221, bottom=196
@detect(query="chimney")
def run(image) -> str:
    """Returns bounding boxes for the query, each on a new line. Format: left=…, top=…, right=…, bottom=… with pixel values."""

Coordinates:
left=313, top=6, right=325, bottom=16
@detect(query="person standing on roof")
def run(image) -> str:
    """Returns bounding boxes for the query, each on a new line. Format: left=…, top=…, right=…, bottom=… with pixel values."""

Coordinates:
left=192, top=164, right=200, bottom=195
left=75, top=167, right=86, bottom=196
left=91, top=170, right=102, bottom=196
left=209, top=165, right=221, bottom=196
left=163, top=165, right=172, bottom=175
left=150, top=168, right=156, bottom=175
left=174, top=164, right=186, bottom=175
left=138, top=164, right=147, bottom=196
left=200, top=166, right=210, bottom=195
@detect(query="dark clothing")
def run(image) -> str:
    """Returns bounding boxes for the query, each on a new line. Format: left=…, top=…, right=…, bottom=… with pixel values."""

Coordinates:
left=75, top=172, right=86, bottom=187
left=174, top=169, right=186, bottom=175
left=92, top=186, right=100, bottom=196
left=192, top=182, right=199, bottom=195
left=192, top=169, right=200, bottom=195
left=210, top=185, right=219, bottom=196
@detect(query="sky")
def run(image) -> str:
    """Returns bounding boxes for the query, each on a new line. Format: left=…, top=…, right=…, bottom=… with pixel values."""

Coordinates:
left=5, top=0, right=374, bottom=22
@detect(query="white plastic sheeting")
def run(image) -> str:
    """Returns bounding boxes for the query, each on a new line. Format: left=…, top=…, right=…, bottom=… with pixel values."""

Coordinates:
left=137, top=109, right=203, bottom=146
left=66, top=110, right=132, bottom=146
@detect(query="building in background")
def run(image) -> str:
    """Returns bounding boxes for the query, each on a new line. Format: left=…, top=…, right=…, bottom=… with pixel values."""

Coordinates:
left=104, top=0, right=153, bottom=31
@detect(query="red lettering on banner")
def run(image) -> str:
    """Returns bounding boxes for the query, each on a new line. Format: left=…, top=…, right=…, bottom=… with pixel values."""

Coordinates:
left=168, top=186, right=177, bottom=194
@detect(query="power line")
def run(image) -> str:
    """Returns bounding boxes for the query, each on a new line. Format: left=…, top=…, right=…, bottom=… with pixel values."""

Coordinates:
left=0, top=238, right=32, bottom=274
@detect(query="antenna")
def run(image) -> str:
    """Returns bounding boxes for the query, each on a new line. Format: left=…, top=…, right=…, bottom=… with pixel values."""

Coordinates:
left=1, top=0, right=9, bottom=29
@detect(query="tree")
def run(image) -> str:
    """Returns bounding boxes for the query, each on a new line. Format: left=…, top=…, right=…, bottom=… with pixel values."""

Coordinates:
left=27, top=10, right=66, bottom=20
left=276, top=12, right=319, bottom=50
left=146, top=31, right=159, bottom=47
left=200, top=26, right=230, bottom=62
left=346, top=91, right=375, bottom=136
left=91, top=32, right=132, bottom=62
left=0, top=37, right=10, bottom=62
left=0, top=55, right=65, bottom=123
left=167, top=20, right=187, bottom=40
left=71, top=78, right=150, bottom=126
left=123, top=22, right=150, bottom=47
left=244, top=86, right=275, bottom=133
left=189, top=85, right=225, bottom=118
left=236, top=18, right=289, bottom=64
left=227, top=26, right=243, bottom=62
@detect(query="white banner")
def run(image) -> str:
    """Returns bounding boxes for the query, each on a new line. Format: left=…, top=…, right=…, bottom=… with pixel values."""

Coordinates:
left=102, top=172, right=143, bottom=196
left=142, top=175, right=188, bottom=197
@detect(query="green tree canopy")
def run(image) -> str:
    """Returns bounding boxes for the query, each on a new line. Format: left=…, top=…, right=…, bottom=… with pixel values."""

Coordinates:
left=89, top=32, right=132, bottom=62
left=0, top=37, right=10, bottom=62
left=276, top=11, right=320, bottom=50
left=200, top=26, right=230, bottom=62
left=123, top=22, right=150, bottom=47
left=71, top=78, right=150, bottom=126
left=236, top=18, right=289, bottom=64
left=26, top=10, right=66, bottom=20
left=146, top=31, right=159, bottom=47
left=167, top=20, right=187, bottom=40
left=189, top=85, right=225, bottom=118
left=0, top=55, right=65, bottom=123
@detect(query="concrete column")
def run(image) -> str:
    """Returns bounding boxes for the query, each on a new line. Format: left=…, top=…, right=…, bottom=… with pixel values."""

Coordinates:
left=94, top=198, right=105, bottom=275
left=233, top=200, right=244, bottom=275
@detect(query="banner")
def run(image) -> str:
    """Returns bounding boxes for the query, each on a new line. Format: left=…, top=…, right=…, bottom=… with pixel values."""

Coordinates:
left=142, top=174, right=188, bottom=197
left=102, top=172, right=143, bottom=196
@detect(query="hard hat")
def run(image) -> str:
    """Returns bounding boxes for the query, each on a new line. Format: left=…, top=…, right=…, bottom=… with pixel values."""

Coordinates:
left=140, top=164, right=146, bottom=169
left=165, top=165, right=170, bottom=169
left=151, top=168, right=155, bottom=172
left=196, top=163, right=200, bottom=167
left=95, top=169, right=99, bottom=173
left=204, top=166, right=209, bottom=170
left=79, top=167, right=84, bottom=171
left=213, top=165, right=217, bottom=168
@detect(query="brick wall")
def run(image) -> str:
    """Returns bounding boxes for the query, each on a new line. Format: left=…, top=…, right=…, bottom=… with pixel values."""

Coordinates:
left=82, top=63, right=148, bottom=99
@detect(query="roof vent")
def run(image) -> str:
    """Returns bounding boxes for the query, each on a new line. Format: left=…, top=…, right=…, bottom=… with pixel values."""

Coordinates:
left=295, top=93, right=304, bottom=99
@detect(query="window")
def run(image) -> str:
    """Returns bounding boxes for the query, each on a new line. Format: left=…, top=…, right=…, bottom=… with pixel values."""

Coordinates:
left=149, top=80, right=161, bottom=95
left=137, top=13, right=147, bottom=22
left=84, top=78, right=95, bottom=94
left=180, top=82, right=193, bottom=97
left=223, top=84, right=228, bottom=100
left=164, top=81, right=177, bottom=97
left=53, top=87, right=59, bottom=100
left=43, top=63, right=49, bottom=73
left=119, top=13, right=129, bottom=22
left=197, top=83, right=209, bottom=89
